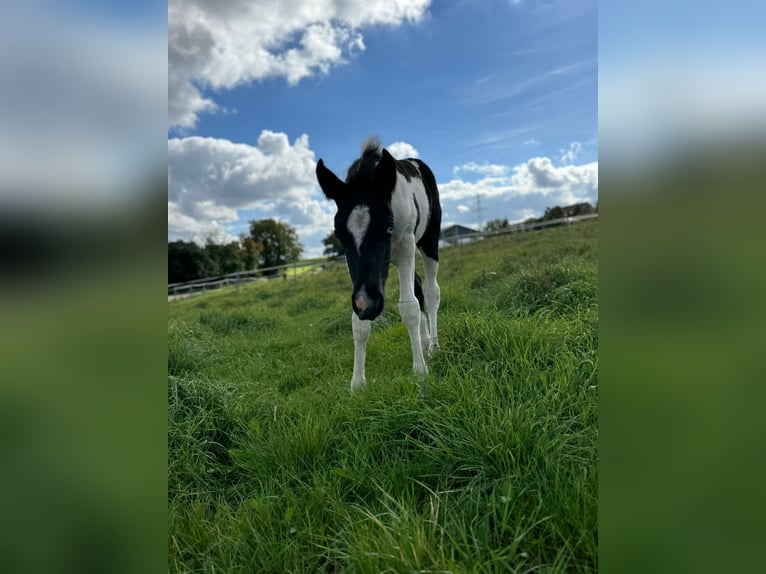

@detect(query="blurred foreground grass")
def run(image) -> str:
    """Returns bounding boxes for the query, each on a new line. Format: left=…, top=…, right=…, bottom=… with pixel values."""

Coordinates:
left=600, top=144, right=766, bottom=573
left=0, top=201, right=168, bottom=574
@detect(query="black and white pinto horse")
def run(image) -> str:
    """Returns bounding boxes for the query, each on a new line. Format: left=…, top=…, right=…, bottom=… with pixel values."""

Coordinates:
left=316, top=139, right=441, bottom=391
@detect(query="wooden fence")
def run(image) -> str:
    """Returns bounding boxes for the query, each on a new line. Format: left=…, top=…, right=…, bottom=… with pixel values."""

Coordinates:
left=168, top=257, right=347, bottom=298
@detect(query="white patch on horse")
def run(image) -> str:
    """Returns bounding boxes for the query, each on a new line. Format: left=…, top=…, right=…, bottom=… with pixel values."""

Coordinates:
left=347, top=205, right=371, bottom=253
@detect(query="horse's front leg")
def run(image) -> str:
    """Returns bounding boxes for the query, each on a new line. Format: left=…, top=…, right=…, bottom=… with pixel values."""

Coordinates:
left=351, top=312, right=371, bottom=391
left=395, top=245, right=427, bottom=377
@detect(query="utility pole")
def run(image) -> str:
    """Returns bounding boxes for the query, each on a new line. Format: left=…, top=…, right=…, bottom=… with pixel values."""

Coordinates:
left=475, top=194, right=484, bottom=231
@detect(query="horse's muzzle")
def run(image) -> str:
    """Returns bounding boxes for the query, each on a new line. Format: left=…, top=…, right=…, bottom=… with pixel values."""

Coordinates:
left=352, top=287, right=383, bottom=321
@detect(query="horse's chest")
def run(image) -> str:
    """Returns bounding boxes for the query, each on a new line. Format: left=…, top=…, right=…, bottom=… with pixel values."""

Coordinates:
left=391, top=178, right=429, bottom=244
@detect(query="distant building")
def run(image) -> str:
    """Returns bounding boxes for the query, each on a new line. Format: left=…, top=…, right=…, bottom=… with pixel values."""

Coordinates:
left=440, top=224, right=479, bottom=247
left=561, top=202, right=596, bottom=217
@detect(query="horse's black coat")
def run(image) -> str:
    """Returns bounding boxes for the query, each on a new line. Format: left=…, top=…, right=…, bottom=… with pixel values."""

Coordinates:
left=410, top=158, right=441, bottom=262
left=395, top=160, right=420, bottom=182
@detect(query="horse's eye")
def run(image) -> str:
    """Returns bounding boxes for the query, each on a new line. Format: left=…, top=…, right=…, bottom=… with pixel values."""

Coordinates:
left=386, top=226, right=394, bottom=235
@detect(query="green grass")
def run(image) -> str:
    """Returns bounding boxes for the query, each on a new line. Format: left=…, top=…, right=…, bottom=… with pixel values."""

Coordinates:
left=168, top=220, right=598, bottom=573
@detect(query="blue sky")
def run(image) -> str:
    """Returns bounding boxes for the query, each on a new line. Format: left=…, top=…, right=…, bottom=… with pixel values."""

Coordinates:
left=168, top=0, right=598, bottom=257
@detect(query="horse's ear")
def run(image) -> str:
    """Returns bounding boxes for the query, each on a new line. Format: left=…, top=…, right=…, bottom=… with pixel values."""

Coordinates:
left=374, top=149, right=397, bottom=200
left=316, top=159, right=346, bottom=201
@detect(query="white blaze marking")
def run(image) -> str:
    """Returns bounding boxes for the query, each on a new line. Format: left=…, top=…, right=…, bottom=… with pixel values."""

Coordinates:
left=347, top=205, right=371, bottom=252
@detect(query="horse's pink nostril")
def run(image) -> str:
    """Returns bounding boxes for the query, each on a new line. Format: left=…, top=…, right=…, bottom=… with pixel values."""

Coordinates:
left=355, top=296, right=368, bottom=311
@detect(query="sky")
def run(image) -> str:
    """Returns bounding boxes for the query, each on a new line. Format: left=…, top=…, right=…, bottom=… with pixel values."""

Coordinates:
left=168, top=0, right=598, bottom=258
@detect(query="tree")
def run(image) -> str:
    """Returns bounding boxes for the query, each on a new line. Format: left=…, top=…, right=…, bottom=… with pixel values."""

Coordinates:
left=168, top=240, right=218, bottom=283
left=322, top=231, right=345, bottom=258
left=239, top=235, right=263, bottom=270
left=247, top=219, right=303, bottom=273
left=484, top=218, right=509, bottom=232
left=204, top=239, right=246, bottom=275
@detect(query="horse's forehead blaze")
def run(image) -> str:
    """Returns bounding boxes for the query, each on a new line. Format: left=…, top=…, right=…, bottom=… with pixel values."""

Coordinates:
left=346, top=205, right=371, bottom=252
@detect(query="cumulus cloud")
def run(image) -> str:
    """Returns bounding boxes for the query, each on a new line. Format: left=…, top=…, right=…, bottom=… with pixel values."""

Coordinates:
left=168, top=131, right=334, bottom=246
left=515, top=157, right=597, bottom=194
left=168, top=0, right=431, bottom=129
left=168, top=203, right=237, bottom=245
left=441, top=156, right=597, bottom=201
left=387, top=141, right=420, bottom=159
left=453, top=162, right=508, bottom=177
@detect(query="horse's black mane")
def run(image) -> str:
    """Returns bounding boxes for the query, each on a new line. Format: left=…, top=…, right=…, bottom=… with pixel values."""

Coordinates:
left=345, top=137, right=383, bottom=189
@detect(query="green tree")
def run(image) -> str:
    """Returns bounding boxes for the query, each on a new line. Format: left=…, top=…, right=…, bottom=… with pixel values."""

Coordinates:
left=205, top=239, right=246, bottom=275
left=239, top=235, right=263, bottom=270
left=322, top=231, right=345, bottom=258
left=168, top=240, right=218, bottom=283
left=247, top=219, right=303, bottom=273
left=484, top=218, right=509, bottom=232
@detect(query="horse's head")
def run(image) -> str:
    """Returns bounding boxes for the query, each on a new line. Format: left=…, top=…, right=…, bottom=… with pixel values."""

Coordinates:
left=316, top=148, right=397, bottom=321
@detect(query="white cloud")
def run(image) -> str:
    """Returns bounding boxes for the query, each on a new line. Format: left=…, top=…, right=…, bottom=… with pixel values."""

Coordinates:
left=440, top=155, right=597, bottom=210
left=168, top=203, right=238, bottom=245
left=168, top=131, right=335, bottom=246
left=456, top=204, right=471, bottom=213
left=168, top=0, right=431, bottom=129
left=524, top=137, right=539, bottom=146
left=387, top=141, right=420, bottom=159
left=559, top=141, right=583, bottom=164
left=439, top=177, right=511, bottom=201
left=511, top=156, right=597, bottom=196
left=454, top=161, right=508, bottom=177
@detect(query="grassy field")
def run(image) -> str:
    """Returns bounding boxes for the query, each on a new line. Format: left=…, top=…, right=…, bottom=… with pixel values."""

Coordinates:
left=168, top=220, right=598, bottom=573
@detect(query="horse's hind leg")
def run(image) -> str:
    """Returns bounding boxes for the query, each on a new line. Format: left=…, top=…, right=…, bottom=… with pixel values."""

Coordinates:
left=421, top=254, right=440, bottom=355
left=414, top=272, right=429, bottom=355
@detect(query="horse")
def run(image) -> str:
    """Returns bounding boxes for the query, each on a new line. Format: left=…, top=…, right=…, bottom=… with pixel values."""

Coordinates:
left=316, top=138, right=441, bottom=391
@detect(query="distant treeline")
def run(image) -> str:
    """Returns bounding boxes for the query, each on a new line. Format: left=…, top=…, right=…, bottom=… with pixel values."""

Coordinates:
left=169, top=219, right=303, bottom=284
left=483, top=202, right=597, bottom=232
